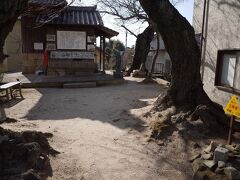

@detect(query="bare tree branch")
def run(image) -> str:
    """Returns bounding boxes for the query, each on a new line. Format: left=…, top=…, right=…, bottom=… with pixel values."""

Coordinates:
left=121, top=25, right=137, bottom=38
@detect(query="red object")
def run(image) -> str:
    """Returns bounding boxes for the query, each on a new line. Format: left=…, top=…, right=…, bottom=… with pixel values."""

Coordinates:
left=228, top=116, right=235, bottom=145
left=43, top=51, right=49, bottom=65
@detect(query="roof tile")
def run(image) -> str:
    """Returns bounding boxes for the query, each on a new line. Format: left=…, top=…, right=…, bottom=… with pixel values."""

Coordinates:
left=36, top=6, right=104, bottom=26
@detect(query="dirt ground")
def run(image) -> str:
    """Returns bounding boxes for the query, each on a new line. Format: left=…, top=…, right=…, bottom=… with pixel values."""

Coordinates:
left=1, top=77, right=193, bottom=180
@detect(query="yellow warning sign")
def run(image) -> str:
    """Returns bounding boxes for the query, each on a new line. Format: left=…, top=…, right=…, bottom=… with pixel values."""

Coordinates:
left=224, top=96, right=240, bottom=118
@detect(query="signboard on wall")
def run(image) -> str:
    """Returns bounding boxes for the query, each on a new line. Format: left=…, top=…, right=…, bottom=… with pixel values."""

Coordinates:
left=46, top=43, right=56, bottom=50
left=50, top=51, right=95, bottom=59
left=46, top=34, right=56, bottom=41
left=87, top=44, right=95, bottom=51
left=57, top=31, right=86, bottom=50
left=34, top=42, right=43, bottom=50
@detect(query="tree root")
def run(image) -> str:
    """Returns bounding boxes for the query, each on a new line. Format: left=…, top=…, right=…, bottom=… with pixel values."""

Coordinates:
left=150, top=93, right=240, bottom=140
left=153, top=93, right=173, bottom=112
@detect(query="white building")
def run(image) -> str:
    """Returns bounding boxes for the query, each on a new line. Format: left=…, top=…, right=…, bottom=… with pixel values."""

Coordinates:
left=146, top=35, right=171, bottom=76
left=193, top=0, right=240, bottom=106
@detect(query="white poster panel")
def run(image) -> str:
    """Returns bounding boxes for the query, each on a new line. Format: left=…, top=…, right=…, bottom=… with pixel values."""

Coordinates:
left=34, top=42, right=43, bottom=50
left=50, top=51, right=94, bottom=59
left=87, top=44, right=95, bottom=51
left=220, top=54, right=236, bottom=87
left=46, top=43, right=56, bottom=50
left=57, top=31, right=86, bottom=50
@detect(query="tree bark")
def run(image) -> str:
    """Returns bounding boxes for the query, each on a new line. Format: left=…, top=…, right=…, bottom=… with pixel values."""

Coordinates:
left=139, top=0, right=231, bottom=128
left=126, top=25, right=154, bottom=76
left=139, top=0, right=206, bottom=106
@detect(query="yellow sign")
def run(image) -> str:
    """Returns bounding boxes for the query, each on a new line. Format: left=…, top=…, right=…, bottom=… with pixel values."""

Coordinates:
left=224, top=96, right=240, bottom=118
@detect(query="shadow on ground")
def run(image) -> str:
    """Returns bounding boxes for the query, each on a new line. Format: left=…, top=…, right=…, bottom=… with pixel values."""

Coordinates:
left=22, top=79, right=166, bottom=132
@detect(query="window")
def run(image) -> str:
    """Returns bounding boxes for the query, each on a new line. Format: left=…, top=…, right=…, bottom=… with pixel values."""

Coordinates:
left=215, top=49, right=240, bottom=94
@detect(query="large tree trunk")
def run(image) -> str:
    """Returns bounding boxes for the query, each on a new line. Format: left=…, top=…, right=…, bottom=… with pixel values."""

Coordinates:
left=139, top=0, right=231, bottom=129
left=126, top=25, right=154, bottom=76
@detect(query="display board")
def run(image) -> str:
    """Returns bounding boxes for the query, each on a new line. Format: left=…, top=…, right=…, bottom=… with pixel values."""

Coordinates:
left=57, top=31, right=86, bottom=50
left=33, top=42, right=43, bottom=50
left=50, top=51, right=94, bottom=59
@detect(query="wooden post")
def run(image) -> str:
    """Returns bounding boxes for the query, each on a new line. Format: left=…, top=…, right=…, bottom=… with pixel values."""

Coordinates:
left=103, top=37, right=106, bottom=72
left=99, top=36, right=102, bottom=71
left=227, top=116, right=235, bottom=145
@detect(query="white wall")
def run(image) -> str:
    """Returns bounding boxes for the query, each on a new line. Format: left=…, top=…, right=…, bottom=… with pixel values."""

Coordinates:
left=193, top=0, right=240, bottom=106
left=4, top=20, right=24, bottom=72
left=146, top=35, right=171, bottom=74
left=150, top=35, right=166, bottom=50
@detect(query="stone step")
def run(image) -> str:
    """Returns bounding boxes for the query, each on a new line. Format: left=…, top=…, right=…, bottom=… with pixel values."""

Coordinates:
left=63, top=82, right=97, bottom=88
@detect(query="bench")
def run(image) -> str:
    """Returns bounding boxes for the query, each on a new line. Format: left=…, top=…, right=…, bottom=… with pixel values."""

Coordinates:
left=0, top=81, right=23, bottom=101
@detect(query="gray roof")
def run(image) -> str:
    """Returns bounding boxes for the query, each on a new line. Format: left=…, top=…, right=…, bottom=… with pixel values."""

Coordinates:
left=35, top=6, right=118, bottom=38
left=36, top=6, right=103, bottom=26
left=29, top=0, right=66, bottom=5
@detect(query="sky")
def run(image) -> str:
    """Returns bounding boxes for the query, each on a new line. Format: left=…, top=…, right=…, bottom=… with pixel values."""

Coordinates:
left=68, top=0, right=194, bottom=47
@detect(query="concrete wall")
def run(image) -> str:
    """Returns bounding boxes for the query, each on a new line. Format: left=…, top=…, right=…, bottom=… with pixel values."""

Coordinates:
left=4, top=20, right=24, bottom=72
left=193, top=0, right=240, bottom=106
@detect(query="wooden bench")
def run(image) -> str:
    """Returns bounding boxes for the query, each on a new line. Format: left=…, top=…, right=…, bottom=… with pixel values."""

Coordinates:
left=0, top=81, right=23, bottom=101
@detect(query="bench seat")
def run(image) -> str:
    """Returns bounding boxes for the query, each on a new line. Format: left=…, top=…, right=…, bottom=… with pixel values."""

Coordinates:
left=0, top=81, right=23, bottom=101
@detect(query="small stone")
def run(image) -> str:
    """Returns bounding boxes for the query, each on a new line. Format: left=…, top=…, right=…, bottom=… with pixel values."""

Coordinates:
left=218, top=161, right=226, bottom=168
left=214, top=147, right=229, bottom=162
left=192, top=158, right=207, bottom=173
left=234, top=145, right=240, bottom=152
left=225, top=145, right=236, bottom=152
left=189, top=153, right=201, bottom=162
left=202, top=153, right=213, bottom=160
left=215, top=167, right=224, bottom=174
left=203, top=160, right=217, bottom=170
left=157, top=140, right=164, bottom=146
left=204, top=141, right=218, bottom=153
left=224, top=167, right=240, bottom=180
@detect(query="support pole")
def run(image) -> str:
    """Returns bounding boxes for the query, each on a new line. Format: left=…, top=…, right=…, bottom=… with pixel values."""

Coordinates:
left=103, top=37, right=106, bottom=72
left=228, top=116, right=235, bottom=145
left=99, top=36, right=102, bottom=71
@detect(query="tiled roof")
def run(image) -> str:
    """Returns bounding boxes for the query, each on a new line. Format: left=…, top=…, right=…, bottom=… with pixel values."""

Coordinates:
left=35, top=6, right=118, bottom=38
left=29, top=0, right=66, bottom=5
left=36, top=6, right=104, bottom=26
